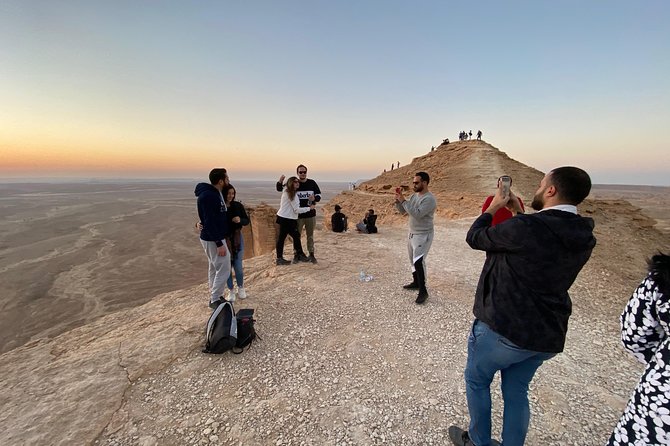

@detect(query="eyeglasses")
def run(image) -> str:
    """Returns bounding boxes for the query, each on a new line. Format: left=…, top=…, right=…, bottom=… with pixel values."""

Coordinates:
left=298, top=171, right=307, bottom=174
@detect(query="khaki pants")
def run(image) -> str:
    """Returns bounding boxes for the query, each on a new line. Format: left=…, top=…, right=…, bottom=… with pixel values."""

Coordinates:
left=296, top=216, right=317, bottom=255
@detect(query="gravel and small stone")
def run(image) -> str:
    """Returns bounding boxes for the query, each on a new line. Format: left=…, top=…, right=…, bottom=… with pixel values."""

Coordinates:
left=94, top=220, right=642, bottom=446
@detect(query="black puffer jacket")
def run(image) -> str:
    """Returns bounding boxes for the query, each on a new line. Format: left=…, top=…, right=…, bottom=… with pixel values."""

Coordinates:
left=466, top=210, right=596, bottom=353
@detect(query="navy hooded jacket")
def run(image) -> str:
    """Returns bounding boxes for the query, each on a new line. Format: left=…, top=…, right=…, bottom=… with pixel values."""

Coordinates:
left=194, top=183, right=228, bottom=247
left=466, top=209, right=596, bottom=353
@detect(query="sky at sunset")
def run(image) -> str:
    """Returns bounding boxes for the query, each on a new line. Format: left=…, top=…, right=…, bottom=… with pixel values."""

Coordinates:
left=1, top=1, right=669, bottom=185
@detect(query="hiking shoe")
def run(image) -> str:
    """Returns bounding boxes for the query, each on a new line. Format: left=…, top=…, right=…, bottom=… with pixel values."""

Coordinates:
left=308, top=254, right=318, bottom=264
left=403, top=282, right=419, bottom=290
left=415, top=289, right=428, bottom=304
left=209, top=298, right=223, bottom=309
left=237, top=287, right=247, bottom=299
left=447, top=426, right=501, bottom=446
left=276, top=258, right=291, bottom=265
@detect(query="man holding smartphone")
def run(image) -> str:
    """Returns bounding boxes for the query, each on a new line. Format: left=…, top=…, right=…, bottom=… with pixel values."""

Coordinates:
left=449, top=166, right=596, bottom=446
left=394, top=172, right=437, bottom=304
left=481, top=175, right=525, bottom=226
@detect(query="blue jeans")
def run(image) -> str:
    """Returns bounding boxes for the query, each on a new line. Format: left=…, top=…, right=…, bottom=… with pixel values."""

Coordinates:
left=227, top=236, right=244, bottom=289
left=465, top=320, right=556, bottom=446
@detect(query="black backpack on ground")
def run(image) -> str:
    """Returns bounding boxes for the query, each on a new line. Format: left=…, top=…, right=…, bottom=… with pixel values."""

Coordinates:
left=203, top=301, right=237, bottom=354
left=233, top=308, right=257, bottom=353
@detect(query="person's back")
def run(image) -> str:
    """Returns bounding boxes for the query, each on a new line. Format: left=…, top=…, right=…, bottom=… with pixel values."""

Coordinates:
left=468, top=209, right=594, bottom=351
left=331, top=208, right=347, bottom=233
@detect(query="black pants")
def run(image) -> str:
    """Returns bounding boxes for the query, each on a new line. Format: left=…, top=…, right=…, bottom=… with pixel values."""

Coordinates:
left=276, top=216, right=304, bottom=258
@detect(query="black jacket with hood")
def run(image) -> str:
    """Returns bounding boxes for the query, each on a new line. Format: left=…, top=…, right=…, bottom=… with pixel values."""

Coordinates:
left=194, top=183, right=228, bottom=247
left=466, top=209, right=596, bottom=353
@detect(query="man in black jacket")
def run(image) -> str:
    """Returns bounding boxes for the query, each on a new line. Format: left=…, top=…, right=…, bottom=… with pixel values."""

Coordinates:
left=448, top=166, right=596, bottom=446
left=276, top=164, right=322, bottom=263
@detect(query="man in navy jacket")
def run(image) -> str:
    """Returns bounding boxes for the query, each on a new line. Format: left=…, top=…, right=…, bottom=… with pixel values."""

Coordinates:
left=195, top=168, right=231, bottom=309
left=449, top=166, right=596, bottom=446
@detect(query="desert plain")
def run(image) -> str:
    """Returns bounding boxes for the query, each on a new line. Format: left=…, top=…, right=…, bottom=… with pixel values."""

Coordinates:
left=1, top=141, right=669, bottom=445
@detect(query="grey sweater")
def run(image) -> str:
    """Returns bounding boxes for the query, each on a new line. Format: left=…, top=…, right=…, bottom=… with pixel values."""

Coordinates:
left=395, top=192, right=437, bottom=233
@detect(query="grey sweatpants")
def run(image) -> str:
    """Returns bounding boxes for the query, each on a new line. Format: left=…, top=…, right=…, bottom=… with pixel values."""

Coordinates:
left=201, top=239, right=231, bottom=302
left=407, top=231, right=433, bottom=276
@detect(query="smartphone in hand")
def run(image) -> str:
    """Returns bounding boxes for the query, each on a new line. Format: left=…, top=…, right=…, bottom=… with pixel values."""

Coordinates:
left=500, top=176, right=512, bottom=196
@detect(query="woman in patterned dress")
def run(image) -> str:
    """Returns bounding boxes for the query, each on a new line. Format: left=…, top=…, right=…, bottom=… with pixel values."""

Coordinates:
left=607, top=253, right=670, bottom=445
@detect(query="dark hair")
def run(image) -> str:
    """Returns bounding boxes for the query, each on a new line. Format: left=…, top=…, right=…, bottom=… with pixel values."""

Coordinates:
left=368, top=209, right=374, bottom=214
left=209, top=168, right=227, bottom=185
left=296, top=164, right=307, bottom=173
left=548, top=166, right=591, bottom=205
left=222, top=184, right=236, bottom=202
left=415, top=171, right=430, bottom=184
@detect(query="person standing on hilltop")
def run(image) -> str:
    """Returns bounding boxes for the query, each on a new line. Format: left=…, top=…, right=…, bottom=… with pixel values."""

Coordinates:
left=449, top=167, right=595, bottom=446
left=194, top=183, right=249, bottom=302
left=276, top=164, right=322, bottom=263
left=481, top=175, right=525, bottom=226
left=607, top=253, right=670, bottom=446
left=222, top=184, right=250, bottom=301
left=395, top=172, right=437, bottom=304
left=477, top=130, right=482, bottom=140
left=275, top=176, right=314, bottom=265
left=194, top=168, right=231, bottom=309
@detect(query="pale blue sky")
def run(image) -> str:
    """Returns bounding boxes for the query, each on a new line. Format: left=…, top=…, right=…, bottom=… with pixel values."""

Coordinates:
left=1, top=1, right=668, bottom=184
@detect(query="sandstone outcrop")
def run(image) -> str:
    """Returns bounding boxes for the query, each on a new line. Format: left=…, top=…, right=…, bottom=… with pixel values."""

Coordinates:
left=243, top=204, right=279, bottom=259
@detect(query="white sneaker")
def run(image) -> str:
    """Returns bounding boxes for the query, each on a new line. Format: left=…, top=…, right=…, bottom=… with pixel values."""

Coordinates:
left=237, top=287, right=247, bottom=299
left=224, top=288, right=236, bottom=302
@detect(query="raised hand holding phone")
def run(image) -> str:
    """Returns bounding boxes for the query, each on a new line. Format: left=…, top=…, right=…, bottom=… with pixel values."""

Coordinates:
left=500, top=175, right=512, bottom=198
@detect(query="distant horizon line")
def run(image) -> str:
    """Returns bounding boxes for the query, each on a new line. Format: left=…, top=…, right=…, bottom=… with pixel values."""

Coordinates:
left=0, top=177, right=668, bottom=189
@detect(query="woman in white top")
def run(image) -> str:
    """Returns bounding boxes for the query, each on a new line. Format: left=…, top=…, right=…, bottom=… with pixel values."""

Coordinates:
left=275, top=176, right=313, bottom=265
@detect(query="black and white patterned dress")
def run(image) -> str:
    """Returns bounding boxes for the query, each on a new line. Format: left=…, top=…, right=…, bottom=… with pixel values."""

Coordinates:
left=607, top=255, right=670, bottom=446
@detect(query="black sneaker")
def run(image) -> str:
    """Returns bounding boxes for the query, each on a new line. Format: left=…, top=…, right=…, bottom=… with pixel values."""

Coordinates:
left=276, top=258, right=291, bottom=265
left=403, top=282, right=419, bottom=290
left=447, top=426, right=501, bottom=446
left=293, top=254, right=310, bottom=264
left=208, top=297, right=223, bottom=309
left=415, top=289, right=428, bottom=304
left=308, top=254, right=318, bottom=264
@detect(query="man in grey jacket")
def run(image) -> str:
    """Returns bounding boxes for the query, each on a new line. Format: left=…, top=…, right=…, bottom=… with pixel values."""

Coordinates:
left=395, top=171, right=437, bottom=304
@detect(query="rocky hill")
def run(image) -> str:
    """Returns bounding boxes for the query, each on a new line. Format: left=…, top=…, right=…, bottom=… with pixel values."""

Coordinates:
left=324, top=140, right=545, bottom=225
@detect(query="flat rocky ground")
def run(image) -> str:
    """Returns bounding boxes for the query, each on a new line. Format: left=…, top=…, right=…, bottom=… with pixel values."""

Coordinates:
left=0, top=219, right=649, bottom=446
